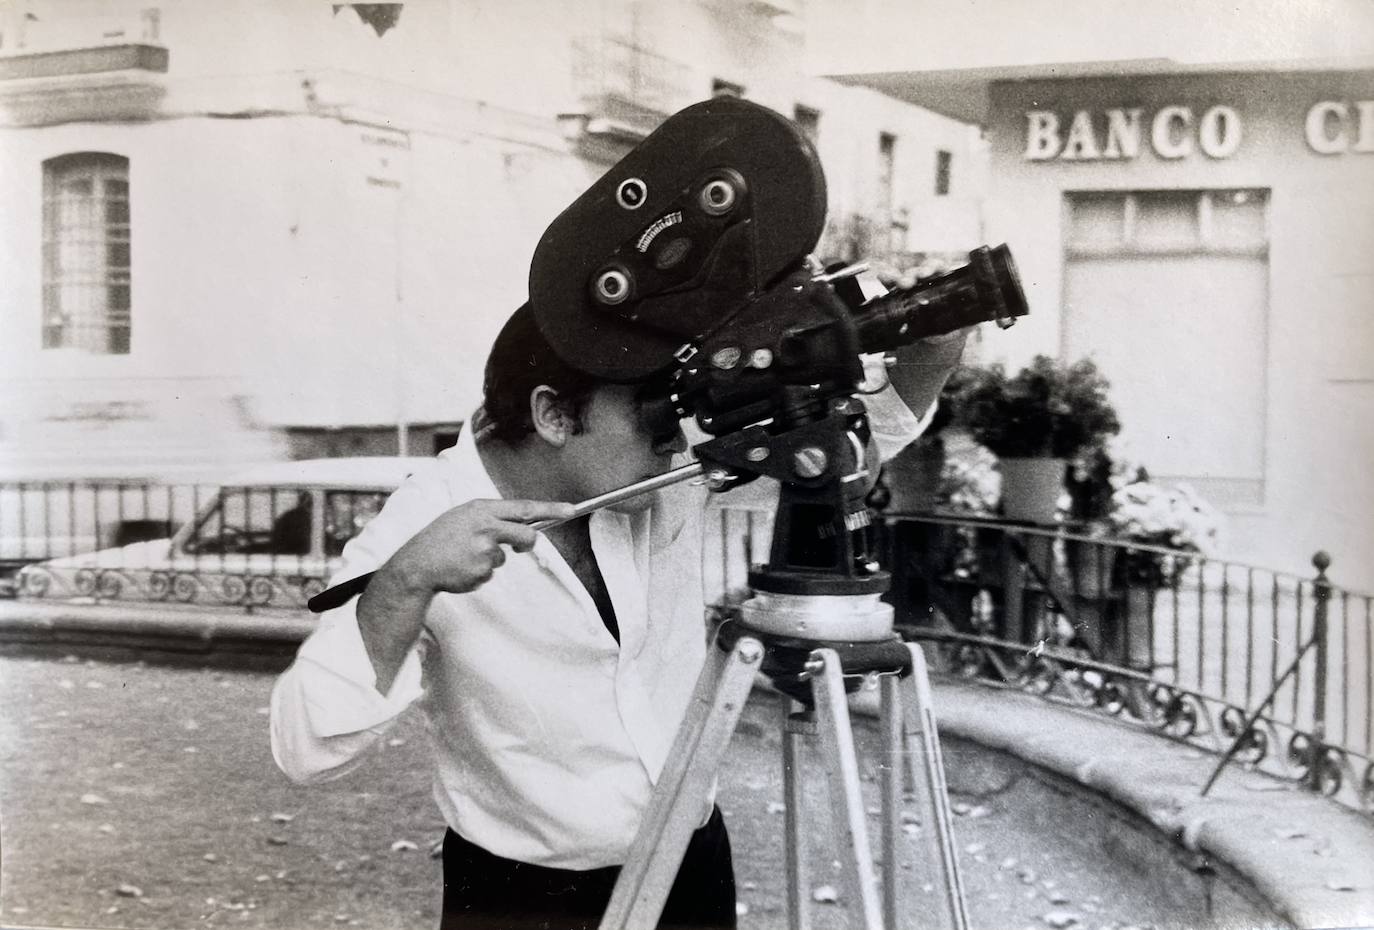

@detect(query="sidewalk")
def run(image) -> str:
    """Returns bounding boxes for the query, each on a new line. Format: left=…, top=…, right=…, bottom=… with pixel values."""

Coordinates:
left=0, top=597, right=316, bottom=664
left=2, top=598, right=1371, bottom=928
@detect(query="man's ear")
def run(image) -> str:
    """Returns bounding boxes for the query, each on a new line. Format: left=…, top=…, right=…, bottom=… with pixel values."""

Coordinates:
left=530, top=385, right=574, bottom=447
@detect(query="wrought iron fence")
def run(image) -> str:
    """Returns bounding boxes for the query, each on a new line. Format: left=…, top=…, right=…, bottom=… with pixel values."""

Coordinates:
left=703, top=506, right=1374, bottom=815
left=0, top=479, right=387, bottom=610
left=9, top=479, right=1371, bottom=812
left=0, top=480, right=205, bottom=565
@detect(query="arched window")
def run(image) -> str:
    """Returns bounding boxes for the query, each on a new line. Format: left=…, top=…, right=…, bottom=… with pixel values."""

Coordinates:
left=42, top=153, right=131, bottom=354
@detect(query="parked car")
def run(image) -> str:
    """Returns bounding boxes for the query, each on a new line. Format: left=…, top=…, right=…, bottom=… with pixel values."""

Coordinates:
left=15, top=457, right=432, bottom=609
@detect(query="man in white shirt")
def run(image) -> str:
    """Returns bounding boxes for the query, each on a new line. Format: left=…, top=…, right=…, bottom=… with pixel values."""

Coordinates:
left=270, top=301, right=967, bottom=928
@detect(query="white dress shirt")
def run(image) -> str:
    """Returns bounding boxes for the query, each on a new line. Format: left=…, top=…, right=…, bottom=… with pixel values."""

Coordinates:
left=270, top=385, right=927, bottom=870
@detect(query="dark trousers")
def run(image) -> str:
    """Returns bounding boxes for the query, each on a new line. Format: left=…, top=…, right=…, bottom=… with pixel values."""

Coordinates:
left=440, top=808, right=737, bottom=930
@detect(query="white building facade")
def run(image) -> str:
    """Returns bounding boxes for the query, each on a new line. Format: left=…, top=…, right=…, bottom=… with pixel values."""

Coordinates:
left=835, top=46, right=1374, bottom=589
left=0, top=0, right=985, bottom=479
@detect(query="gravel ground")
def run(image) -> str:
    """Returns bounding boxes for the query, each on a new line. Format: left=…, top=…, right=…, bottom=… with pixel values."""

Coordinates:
left=0, top=653, right=1207, bottom=929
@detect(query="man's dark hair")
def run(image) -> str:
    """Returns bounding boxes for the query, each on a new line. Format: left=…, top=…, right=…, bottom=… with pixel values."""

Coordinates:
left=478, top=303, right=603, bottom=444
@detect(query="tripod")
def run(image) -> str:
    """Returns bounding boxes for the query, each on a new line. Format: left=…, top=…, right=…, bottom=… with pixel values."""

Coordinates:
left=599, top=610, right=969, bottom=930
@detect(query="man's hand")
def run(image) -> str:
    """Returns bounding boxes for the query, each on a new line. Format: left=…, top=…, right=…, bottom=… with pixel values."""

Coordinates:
left=391, top=499, right=576, bottom=595
left=357, top=498, right=575, bottom=692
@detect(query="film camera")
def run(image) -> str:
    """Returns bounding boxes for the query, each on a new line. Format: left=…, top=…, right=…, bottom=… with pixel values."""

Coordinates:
left=307, top=96, right=1027, bottom=638
left=530, top=96, right=1027, bottom=640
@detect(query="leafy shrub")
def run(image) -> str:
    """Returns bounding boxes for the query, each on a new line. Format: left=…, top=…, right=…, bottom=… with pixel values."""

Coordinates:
left=956, top=355, right=1120, bottom=458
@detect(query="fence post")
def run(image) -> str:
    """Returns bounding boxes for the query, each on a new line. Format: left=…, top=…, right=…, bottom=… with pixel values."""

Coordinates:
left=1308, top=551, right=1331, bottom=793
left=998, top=534, right=1025, bottom=643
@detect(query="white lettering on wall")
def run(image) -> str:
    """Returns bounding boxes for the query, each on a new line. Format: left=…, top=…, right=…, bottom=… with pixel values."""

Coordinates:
left=1358, top=101, right=1374, bottom=152
left=1199, top=105, right=1243, bottom=158
left=1306, top=100, right=1374, bottom=154
left=1025, top=111, right=1062, bottom=160
left=1307, top=101, right=1348, bottom=153
left=1025, top=99, right=1374, bottom=162
left=1102, top=108, right=1143, bottom=159
left=1060, top=110, right=1102, bottom=160
left=1151, top=106, right=1193, bottom=159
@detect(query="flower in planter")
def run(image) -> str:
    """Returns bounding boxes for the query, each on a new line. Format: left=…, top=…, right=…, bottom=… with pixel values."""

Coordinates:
left=1109, top=479, right=1222, bottom=551
left=1107, top=476, right=1223, bottom=586
left=937, top=441, right=1001, bottom=514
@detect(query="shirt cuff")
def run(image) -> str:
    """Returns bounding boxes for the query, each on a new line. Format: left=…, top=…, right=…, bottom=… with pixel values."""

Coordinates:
left=863, top=382, right=934, bottom=463
left=295, top=598, right=425, bottom=738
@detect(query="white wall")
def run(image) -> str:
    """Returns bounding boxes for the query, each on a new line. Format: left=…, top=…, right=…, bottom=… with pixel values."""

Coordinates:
left=1, top=0, right=985, bottom=473
left=0, top=117, right=299, bottom=382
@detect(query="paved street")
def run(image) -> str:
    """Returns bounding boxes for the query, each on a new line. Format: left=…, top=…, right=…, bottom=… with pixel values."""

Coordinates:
left=1, top=652, right=1210, bottom=930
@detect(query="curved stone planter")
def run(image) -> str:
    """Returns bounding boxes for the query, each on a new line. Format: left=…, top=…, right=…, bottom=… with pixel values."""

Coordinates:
left=850, top=680, right=1374, bottom=929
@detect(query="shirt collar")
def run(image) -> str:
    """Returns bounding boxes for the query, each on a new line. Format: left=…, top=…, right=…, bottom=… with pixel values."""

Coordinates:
left=436, top=414, right=501, bottom=501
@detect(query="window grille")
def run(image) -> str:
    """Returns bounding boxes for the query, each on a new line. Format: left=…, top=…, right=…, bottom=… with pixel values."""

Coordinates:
left=1066, top=189, right=1269, bottom=257
left=42, top=153, right=131, bottom=354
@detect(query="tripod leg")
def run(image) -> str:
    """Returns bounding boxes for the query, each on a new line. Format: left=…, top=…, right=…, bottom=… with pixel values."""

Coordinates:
left=897, top=643, right=970, bottom=930
left=879, top=672, right=903, bottom=930
left=782, top=699, right=814, bottom=930
left=810, top=648, right=884, bottom=930
left=599, top=634, right=763, bottom=930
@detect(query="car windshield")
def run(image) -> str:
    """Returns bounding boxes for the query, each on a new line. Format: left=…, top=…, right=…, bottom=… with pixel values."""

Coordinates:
left=185, top=488, right=314, bottom=556
left=180, top=485, right=390, bottom=558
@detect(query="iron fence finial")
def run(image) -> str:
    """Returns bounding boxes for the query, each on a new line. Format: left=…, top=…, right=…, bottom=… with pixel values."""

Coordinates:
left=1312, top=550, right=1331, bottom=575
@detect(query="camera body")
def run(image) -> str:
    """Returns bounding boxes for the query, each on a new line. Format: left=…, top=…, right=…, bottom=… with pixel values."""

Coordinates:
left=529, top=97, right=1027, bottom=602
left=531, top=96, right=827, bottom=384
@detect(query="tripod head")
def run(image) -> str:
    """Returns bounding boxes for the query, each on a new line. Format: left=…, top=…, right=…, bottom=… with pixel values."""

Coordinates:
left=530, top=97, right=1027, bottom=618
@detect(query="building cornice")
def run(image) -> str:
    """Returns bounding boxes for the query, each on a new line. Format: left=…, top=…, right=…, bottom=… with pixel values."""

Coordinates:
left=831, top=57, right=1374, bottom=126
left=0, top=44, right=168, bottom=126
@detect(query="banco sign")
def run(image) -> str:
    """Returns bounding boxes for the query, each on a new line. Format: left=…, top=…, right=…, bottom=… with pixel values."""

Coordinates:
left=1024, top=101, right=1374, bottom=161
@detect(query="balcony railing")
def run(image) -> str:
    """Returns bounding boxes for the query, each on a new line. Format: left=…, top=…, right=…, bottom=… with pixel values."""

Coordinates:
left=0, top=42, right=168, bottom=126
left=0, top=44, right=167, bottom=81
left=704, top=507, right=1374, bottom=816
left=566, top=36, right=690, bottom=138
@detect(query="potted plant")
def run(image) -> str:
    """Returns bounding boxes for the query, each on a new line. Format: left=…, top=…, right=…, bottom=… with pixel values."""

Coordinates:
left=955, top=355, right=1121, bottom=523
left=1106, top=471, right=1223, bottom=587
left=1082, top=470, right=1225, bottom=681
